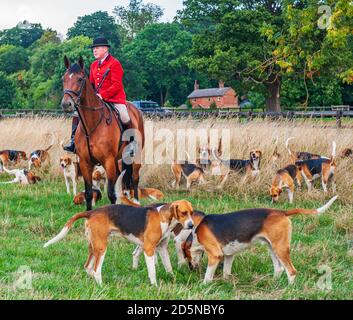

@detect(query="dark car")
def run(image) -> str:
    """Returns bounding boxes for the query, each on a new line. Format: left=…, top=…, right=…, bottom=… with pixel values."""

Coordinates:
left=131, top=100, right=172, bottom=115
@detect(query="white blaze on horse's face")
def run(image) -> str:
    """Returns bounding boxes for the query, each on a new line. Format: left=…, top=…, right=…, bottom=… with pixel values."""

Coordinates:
left=61, top=65, right=85, bottom=113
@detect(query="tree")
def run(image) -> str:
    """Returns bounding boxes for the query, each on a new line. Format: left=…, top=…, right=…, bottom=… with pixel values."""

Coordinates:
left=0, top=21, right=44, bottom=48
left=178, top=0, right=353, bottom=111
left=34, top=29, right=62, bottom=47
left=113, top=0, right=164, bottom=41
left=25, top=36, right=93, bottom=109
left=0, top=72, right=16, bottom=108
left=0, top=45, right=29, bottom=74
left=67, top=11, right=121, bottom=48
left=123, top=23, right=201, bottom=106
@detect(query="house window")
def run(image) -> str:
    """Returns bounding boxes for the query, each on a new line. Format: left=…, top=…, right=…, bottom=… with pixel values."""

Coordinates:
left=217, top=97, right=221, bottom=102
left=194, top=99, right=196, bottom=102
left=208, top=97, right=211, bottom=101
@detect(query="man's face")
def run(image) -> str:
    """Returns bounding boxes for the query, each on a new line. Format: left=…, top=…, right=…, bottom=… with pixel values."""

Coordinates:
left=93, top=46, right=109, bottom=60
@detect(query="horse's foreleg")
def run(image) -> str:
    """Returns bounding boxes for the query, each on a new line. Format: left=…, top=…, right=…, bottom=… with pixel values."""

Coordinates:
left=80, top=162, right=94, bottom=211
left=104, top=159, right=117, bottom=205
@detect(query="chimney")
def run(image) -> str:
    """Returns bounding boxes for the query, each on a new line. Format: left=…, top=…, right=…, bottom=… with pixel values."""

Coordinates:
left=194, top=80, right=199, bottom=91
left=219, top=80, right=225, bottom=88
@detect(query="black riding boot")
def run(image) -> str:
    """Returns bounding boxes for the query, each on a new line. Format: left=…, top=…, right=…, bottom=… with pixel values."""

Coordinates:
left=63, top=116, right=79, bottom=153
left=122, top=120, right=137, bottom=157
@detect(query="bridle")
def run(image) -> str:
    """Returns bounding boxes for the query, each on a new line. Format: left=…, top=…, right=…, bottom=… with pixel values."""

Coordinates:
left=63, top=72, right=113, bottom=131
left=63, top=73, right=86, bottom=108
left=62, top=72, right=113, bottom=163
left=63, top=73, right=106, bottom=112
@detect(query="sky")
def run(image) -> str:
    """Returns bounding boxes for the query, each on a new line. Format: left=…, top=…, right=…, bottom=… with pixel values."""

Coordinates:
left=0, top=0, right=184, bottom=36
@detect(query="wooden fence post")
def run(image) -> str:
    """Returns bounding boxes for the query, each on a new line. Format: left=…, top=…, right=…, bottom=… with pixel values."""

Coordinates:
left=247, top=111, right=253, bottom=122
left=336, top=110, right=342, bottom=128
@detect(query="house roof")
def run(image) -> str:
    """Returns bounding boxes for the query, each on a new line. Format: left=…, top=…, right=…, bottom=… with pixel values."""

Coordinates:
left=187, top=87, right=232, bottom=99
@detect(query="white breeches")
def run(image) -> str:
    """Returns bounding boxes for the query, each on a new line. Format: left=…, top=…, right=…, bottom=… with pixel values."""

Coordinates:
left=114, top=104, right=130, bottom=124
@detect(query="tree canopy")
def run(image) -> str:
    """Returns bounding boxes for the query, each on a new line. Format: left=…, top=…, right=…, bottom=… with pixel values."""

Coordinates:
left=178, top=0, right=353, bottom=110
left=113, top=0, right=164, bottom=42
left=0, top=2, right=352, bottom=111
left=0, top=21, right=44, bottom=48
left=67, top=11, right=121, bottom=48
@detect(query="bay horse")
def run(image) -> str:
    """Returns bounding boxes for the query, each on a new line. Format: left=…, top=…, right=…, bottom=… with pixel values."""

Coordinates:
left=61, top=56, right=145, bottom=210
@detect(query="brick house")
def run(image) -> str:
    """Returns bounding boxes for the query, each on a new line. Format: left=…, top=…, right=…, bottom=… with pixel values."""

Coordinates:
left=187, top=80, right=239, bottom=109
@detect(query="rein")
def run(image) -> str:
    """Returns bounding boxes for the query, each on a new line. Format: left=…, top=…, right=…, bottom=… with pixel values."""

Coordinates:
left=63, top=75, right=112, bottom=163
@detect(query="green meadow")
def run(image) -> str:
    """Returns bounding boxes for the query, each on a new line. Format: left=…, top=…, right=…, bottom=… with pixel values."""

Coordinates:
left=0, top=175, right=352, bottom=300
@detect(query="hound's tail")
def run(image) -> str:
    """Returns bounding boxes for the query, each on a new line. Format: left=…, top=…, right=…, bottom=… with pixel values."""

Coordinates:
left=184, top=151, right=191, bottom=163
left=330, top=141, right=337, bottom=164
left=285, top=137, right=295, bottom=156
left=212, top=148, right=222, bottom=162
left=2, top=165, right=16, bottom=175
left=114, top=170, right=140, bottom=207
left=285, top=196, right=338, bottom=217
left=45, top=134, right=55, bottom=152
left=115, top=170, right=125, bottom=202
left=45, top=145, right=53, bottom=152
left=43, top=212, right=90, bottom=248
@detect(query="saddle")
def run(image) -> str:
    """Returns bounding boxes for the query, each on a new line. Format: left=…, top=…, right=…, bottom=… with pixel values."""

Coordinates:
left=104, top=102, right=124, bottom=132
left=104, top=102, right=135, bottom=157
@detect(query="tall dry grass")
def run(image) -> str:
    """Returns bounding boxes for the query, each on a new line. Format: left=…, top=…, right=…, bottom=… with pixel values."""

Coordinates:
left=0, top=116, right=352, bottom=204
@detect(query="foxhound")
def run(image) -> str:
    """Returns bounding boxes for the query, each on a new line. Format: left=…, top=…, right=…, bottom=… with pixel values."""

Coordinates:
left=0, top=150, right=27, bottom=172
left=44, top=199, right=195, bottom=286
left=28, top=145, right=52, bottom=169
left=0, top=166, right=40, bottom=185
left=60, top=155, right=81, bottom=195
left=182, top=197, right=338, bottom=284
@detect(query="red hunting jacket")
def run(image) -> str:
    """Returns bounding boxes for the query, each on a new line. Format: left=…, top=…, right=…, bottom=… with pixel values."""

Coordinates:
left=89, top=54, right=126, bottom=104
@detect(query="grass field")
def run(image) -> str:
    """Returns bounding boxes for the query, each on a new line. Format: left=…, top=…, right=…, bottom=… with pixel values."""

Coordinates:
left=0, top=117, right=352, bottom=300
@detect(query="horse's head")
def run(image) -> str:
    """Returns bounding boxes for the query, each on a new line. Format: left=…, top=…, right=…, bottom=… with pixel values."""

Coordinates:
left=61, top=56, right=86, bottom=113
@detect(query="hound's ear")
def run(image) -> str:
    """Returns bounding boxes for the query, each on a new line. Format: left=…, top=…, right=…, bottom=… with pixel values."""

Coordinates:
left=67, top=157, right=72, bottom=165
left=64, top=55, right=71, bottom=69
left=170, top=203, right=179, bottom=218
left=78, top=56, right=84, bottom=70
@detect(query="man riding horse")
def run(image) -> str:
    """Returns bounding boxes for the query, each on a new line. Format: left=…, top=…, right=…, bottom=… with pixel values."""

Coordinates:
left=61, top=37, right=144, bottom=210
left=63, top=37, right=134, bottom=153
